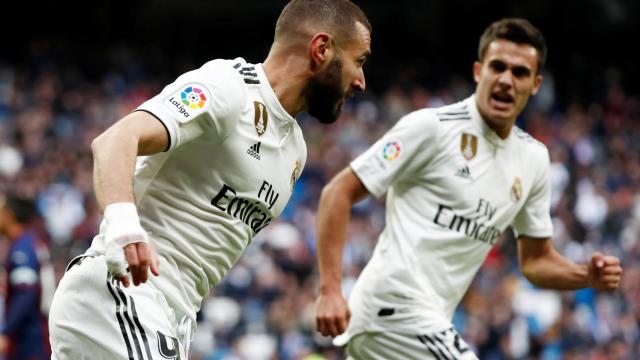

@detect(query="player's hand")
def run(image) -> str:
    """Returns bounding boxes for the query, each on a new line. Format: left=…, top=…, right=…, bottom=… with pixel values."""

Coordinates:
left=315, top=288, right=350, bottom=337
left=120, top=239, right=160, bottom=287
left=104, top=202, right=159, bottom=287
left=587, top=252, right=622, bottom=291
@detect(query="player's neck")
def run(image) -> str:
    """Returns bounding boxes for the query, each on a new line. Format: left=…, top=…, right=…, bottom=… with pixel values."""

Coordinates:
left=475, top=104, right=515, bottom=139
left=483, top=118, right=513, bottom=139
left=262, top=52, right=309, bottom=117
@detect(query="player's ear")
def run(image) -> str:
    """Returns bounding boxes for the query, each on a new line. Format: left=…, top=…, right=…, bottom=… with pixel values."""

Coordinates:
left=309, top=33, right=334, bottom=70
left=531, top=73, right=543, bottom=95
left=473, top=61, right=482, bottom=83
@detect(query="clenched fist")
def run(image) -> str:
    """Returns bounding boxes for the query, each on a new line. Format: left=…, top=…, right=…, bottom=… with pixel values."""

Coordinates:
left=315, top=288, right=350, bottom=337
left=587, top=252, right=622, bottom=291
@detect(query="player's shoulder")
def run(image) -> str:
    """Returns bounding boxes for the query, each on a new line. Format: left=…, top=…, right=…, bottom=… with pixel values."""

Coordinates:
left=433, top=98, right=473, bottom=122
left=407, top=98, right=473, bottom=133
left=512, top=126, right=550, bottom=163
left=199, top=58, right=250, bottom=89
left=401, top=98, right=474, bottom=134
left=390, top=99, right=475, bottom=149
left=512, top=126, right=547, bottom=149
left=198, top=58, right=251, bottom=110
left=397, top=106, right=440, bottom=130
left=200, top=57, right=244, bottom=72
left=200, top=57, right=246, bottom=75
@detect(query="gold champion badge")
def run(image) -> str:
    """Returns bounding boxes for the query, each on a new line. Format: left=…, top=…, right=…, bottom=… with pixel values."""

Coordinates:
left=291, top=160, right=301, bottom=191
left=511, top=176, right=522, bottom=202
left=254, top=101, right=269, bottom=136
left=460, top=133, right=478, bottom=160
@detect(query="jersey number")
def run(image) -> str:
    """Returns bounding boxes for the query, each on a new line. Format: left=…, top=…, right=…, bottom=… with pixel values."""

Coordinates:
left=453, top=332, right=470, bottom=353
left=157, top=331, right=182, bottom=359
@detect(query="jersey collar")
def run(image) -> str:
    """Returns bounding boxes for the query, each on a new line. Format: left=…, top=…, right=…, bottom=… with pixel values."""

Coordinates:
left=467, top=95, right=511, bottom=148
left=255, top=64, right=296, bottom=126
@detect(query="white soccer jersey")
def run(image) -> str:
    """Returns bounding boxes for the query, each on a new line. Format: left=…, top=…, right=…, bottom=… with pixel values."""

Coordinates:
left=88, top=58, right=306, bottom=324
left=339, top=95, right=552, bottom=341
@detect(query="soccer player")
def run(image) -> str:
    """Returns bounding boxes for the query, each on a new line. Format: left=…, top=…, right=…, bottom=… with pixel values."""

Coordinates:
left=314, top=18, right=623, bottom=359
left=0, top=194, right=50, bottom=360
left=48, top=1, right=371, bottom=359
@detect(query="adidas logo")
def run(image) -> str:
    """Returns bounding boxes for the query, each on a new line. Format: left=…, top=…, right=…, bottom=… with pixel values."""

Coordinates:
left=247, top=142, right=261, bottom=160
left=456, top=165, right=471, bottom=178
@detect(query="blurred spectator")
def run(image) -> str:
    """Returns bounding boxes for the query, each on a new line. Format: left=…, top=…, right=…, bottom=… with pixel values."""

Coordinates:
left=37, top=183, right=85, bottom=245
left=0, top=194, right=51, bottom=360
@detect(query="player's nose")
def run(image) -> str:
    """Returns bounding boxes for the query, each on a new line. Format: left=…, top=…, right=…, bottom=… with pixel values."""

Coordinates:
left=352, top=68, right=366, bottom=93
left=497, top=70, right=514, bottom=87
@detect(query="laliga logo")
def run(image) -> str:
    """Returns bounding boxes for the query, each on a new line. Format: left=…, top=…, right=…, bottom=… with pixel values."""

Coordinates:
left=382, top=141, right=401, bottom=161
left=181, top=86, right=207, bottom=109
left=166, top=85, right=209, bottom=119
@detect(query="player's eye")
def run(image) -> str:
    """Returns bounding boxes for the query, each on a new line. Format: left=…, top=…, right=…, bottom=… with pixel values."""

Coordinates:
left=489, top=60, right=507, bottom=73
left=511, top=66, right=531, bottom=78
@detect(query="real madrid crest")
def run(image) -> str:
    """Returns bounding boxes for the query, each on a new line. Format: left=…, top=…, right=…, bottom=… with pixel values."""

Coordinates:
left=511, top=176, right=522, bottom=202
left=460, top=133, right=478, bottom=160
left=291, top=160, right=301, bottom=191
left=254, top=101, right=269, bottom=136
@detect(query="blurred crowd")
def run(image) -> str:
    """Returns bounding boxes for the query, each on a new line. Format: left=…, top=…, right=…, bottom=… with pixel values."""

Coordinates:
left=0, top=47, right=639, bottom=360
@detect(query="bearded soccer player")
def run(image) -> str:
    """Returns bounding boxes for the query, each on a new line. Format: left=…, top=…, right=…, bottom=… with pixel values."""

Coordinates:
left=314, top=18, right=622, bottom=359
left=48, top=1, right=371, bottom=359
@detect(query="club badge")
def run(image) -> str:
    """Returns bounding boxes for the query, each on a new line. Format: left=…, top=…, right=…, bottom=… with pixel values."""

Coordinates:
left=254, top=101, right=269, bottom=136
left=460, top=133, right=478, bottom=160
left=511, top=176, right=522, bottom=202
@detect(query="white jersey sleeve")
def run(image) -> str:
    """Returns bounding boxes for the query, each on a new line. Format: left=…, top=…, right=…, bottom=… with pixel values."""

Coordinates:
left=512, top=147, right=553, bottom=238
left=136, top=59, right=248, bottom=150
left=350, top=109, right=439, bottom=197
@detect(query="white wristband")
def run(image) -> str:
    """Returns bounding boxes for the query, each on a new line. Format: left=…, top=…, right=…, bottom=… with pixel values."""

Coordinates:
left=105, top=202, right=140, bottom=223
left=104, top=202, right=149, bottom=247
left=103, top=202, right=148, bottom=278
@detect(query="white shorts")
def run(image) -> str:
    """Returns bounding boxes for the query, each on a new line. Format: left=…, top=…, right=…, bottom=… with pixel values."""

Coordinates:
left=346, top=327, right=478, bottom=360
left=49, top=255, right=188, bottom=360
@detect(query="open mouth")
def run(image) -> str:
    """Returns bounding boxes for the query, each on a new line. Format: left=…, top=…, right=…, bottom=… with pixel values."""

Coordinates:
left=490, top=92, right=514, bottom=110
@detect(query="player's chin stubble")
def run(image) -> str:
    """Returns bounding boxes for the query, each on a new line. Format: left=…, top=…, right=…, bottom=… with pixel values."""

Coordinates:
left=305, top=57, right=346, bottom=124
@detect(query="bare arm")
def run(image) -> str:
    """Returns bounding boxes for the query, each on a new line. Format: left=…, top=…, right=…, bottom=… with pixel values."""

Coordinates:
left=518, top=236, right=622, bottom=291
left=315, top=167, right=370, bottom=336
left=92, top=111, right=168, bottom=286
left=92, top=111, right=169, bottom=210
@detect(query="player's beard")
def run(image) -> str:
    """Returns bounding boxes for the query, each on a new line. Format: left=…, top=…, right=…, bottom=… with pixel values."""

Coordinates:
left=305, top=57, right=348, bottom=124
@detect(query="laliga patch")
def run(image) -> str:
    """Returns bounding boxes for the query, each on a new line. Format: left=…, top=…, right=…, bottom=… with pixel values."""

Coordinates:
left=382, top=140, right=402, bottom=161
left=163, top=83, right=211, bottom=122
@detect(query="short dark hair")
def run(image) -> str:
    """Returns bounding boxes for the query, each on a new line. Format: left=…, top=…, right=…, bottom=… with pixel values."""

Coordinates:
left=2, top=194, right=36, bottom=224
left=274, top=0, right=371, bottom=45
left=478, top=18, right=547, bottom=72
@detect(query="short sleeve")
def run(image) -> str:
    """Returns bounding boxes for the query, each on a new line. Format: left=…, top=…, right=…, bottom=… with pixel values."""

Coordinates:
left=350, top=109, right=439, bottom=198
left=136, top=59, right=248, bottom=150
left=512, top=148, right=554, bottom=238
